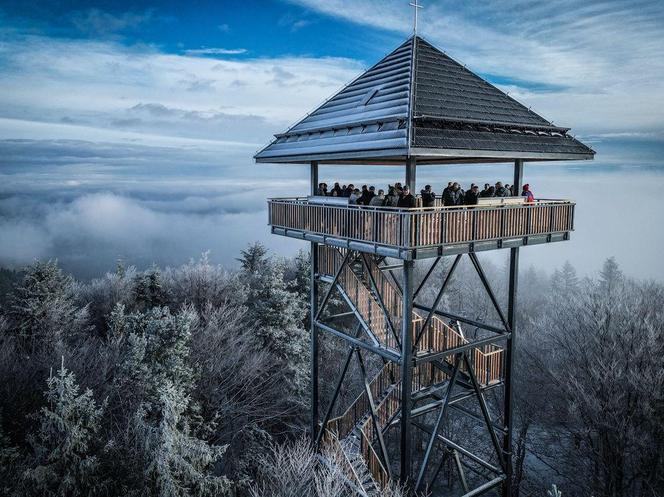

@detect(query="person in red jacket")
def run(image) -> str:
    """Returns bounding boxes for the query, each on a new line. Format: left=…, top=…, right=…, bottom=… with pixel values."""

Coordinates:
left=521, top=183, right=535, bottom=203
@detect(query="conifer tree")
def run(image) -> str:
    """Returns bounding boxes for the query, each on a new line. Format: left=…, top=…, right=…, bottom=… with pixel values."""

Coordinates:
left=130, top=380, right=230, bottom=497
left=23, top=362, right=105, bottom=497
left=111, top=306, right=230, bottom=496
left=133, top=267, right=170, bottom=312
left=599, top=256, right=623, bottom=296
left=9, top=261, right=89, bottom=349
left=244, top=259, right=308, bottom=399
left=237, top=242, right=268, bottom=274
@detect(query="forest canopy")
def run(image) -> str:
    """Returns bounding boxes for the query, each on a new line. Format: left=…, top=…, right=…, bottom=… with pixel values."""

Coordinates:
left=0, top=246, right=661, bottom=497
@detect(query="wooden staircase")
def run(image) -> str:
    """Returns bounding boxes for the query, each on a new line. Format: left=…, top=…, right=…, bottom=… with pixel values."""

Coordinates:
left=318, top=246, right=506, bottom=492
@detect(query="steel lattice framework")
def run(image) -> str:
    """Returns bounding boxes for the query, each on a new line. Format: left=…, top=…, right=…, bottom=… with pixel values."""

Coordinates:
left=255, top=34, right=593, bottom=497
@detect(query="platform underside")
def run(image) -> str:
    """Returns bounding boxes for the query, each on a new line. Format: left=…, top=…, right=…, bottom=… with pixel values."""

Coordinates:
left=272, top=226, right=570, bottom=260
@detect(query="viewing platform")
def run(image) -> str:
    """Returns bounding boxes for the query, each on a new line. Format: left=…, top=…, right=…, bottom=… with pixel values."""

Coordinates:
left=268, top=196, right=575, bottom=259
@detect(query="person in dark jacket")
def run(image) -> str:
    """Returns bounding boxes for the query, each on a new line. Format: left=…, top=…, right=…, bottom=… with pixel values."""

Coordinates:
left=464, top=185, right=480, bottom=205
left=331, top=182, right=342, bottom=196
left=397, top=186, right=416, bottom=208
left=442, top=181, right=453, bottom=199
left=343, top=184, right=354, bottom=197
left=365, top=186, right=376, bottom=205
left=358, top=185, right=370, bottom=205
left=495, top=182, right=507, bottom=197
left=443, top=182, right=462, bottom=206
left=479, top=183, right=492, bottom=197
left=421, top=184, right=436, bottom=207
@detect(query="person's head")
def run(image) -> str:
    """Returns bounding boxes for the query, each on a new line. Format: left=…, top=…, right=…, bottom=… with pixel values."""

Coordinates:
left=448, top=181, right=453, bottom=187
left=488, top=186, right=495, bottom=194
left=342, top=184, right=346, bottom=189
left=496, top=181, right=503, bottom=188
left=362, top=185, right=368, bottom=191
left=378, top=189, right=384, bottom=196
left=369, top=186, right=375, bottom=192
left=403, top=186, right=410, bottom=195
left=452, top=182, right=460, bottom=191
left=523, top=183, right=530, bottom=191
left=348, top=184, right=354, bottom=189
left=331, top=190, right=338, bottom=197
left=484, top=183, right=490, bottom=189
left=354, top=188, right=360, bottom=194
left=334, top=182, right=340, bottom=187
left=425, top=184, right=431, bottom=191
left=318, top=182, right=323, bottom=188
left=389, top=187, right=396, bottom=196
left=472, top=185, right=479, bottom=192
left=471, top=183, right=476, bottom=188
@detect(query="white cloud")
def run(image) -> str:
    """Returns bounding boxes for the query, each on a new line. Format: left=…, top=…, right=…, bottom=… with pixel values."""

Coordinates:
left=287, top=0, right=664, bottom=135
left=185, top=48, right=248, bottom=55
left=0, top=35, right=363, bottom=148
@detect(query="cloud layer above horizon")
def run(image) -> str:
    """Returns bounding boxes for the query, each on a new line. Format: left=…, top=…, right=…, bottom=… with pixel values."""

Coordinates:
left=0, top=0, right=663, bottom=279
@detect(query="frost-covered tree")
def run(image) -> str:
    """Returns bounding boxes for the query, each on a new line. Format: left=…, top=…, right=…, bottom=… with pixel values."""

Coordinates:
left=599, top=256, right=623, bottom=297
left=23, top=363, right=105, bottom=497
left=111, top=306, right=197, bottom=406
left=244, top=258, right=308, bottom=401
left=76, top=263, right=138, bottom=337
left=8, top=261, right=89, bottom=349
left=111, top=306, right=230, bottom=496
left=129, top=380, right=230, bottom=497
left=237, top=242, right=268, bottom=274
left=530, top=260, right=664, bottom=497
left=163, top=252, right=246, bottom=313
left=133, top=267, right=170, bottom=312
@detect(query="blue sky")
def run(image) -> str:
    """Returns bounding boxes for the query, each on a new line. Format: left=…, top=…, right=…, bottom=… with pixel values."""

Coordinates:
left=0, top=0, right=663, bottom=278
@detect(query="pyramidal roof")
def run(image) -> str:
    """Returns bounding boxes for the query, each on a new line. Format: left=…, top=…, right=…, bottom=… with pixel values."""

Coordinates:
left=254, top=36, right=594, bottom=165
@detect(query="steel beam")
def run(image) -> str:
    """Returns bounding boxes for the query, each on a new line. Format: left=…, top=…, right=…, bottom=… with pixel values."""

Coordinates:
left=454, top=449, right=470, bottom=494
left=314, top=320, right=401, bottom=362
left=502, top=159, right=523, bottom=497
left=412, top=422, right=501, bottom=474
left=314, top=249, right=352, bottom=322
left=406, top=157, right=417, bottom=192
left=413, top=256, right=441, bottom=300
left=399, top=259, right=414, bottom=483
left=361, top=253, right=401, bottom=348
left=356, top=349, right=392, bottom=479
left=412, top=303, right=507, bottom=335
left=463, top=353, right=506, bottom=472
left=310, top=161, right=319, bottom=440
left=414, top=254, right=462, bottom=348
left=414, top=334, right=509, bottom=365
left=314, top=325, right=360, bottom=448
left=468, top=253, right=510, bottom=332
left=415, top=354, right=462, bottom=492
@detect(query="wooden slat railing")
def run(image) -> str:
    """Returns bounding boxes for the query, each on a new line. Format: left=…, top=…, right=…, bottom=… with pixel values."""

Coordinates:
left=269, top=197, right=574, bottom=249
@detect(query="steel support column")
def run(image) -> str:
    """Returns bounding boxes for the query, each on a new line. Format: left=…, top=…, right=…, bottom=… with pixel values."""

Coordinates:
left=310, top=161, right=319, bottom=441
left=406, top=157, right=416, bottom=192
left=503, top=159, right=523, bottom=497
left=400, top=259, right=414, bottom=482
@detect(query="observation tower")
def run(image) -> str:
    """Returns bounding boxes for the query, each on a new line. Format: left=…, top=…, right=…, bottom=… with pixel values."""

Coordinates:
left=255, top=35, right=594, bottom=497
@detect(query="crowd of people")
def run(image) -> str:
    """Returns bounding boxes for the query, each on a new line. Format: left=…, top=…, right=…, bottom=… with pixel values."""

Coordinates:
left=314, top=180, right=535, bottom=207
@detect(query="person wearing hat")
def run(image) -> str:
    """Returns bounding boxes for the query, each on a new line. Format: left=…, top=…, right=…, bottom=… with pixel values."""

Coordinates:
left=521, top=184, right=535, bottom=203
left=397, top=186, right=416, bottom=208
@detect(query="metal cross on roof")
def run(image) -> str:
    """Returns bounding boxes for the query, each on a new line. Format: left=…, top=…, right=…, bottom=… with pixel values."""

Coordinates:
left=409, top=0, right=423, bottom=34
